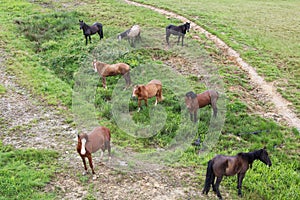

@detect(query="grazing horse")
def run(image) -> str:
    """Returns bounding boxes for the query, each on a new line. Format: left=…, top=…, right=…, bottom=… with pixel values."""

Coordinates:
left=93, top=60, right=131, bottom=89
left=166, top=22, right=190, bottom=46
left=77, top=126, right=111, bottom=179
left=185, top=90, right=219, bottom=122
left=132, top=79, right=163, bottom=112
left=79, top=20, right=103, bottom=45
left=118, top=24, right=141, bottom=47
left=202, top=148, right=272, bottom=200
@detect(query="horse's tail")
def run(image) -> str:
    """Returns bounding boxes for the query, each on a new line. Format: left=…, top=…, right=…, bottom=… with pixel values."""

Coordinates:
left=98, top=23, right=103, bottom=39
left=157, top=86, right=164, bottom=101
left=125, top=71, right=131, bottom=86
left=202, top=159, right=214, bottom=195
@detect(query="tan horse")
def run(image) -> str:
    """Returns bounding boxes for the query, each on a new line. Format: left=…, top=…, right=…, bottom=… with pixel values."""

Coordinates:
left=93, top=60, right=131, bottom=89
left=185, top=90, right=219, bottom=122
left=77, top=126, right=111, bottom=179
left=132, top=79, right=163, bottom=112
left=202, top=148, right=272, bottom=200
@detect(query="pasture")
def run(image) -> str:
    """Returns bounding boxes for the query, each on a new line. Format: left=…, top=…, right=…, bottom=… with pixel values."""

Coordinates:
left=0, top=0, right=299, bottom=199
left=134, top=0, right=300, bottom=116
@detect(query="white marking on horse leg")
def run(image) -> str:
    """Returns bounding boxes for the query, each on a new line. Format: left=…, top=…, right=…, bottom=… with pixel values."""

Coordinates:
left=81, top=138, right=86, bottom=155
left=137, top=107, right=141, bottom=112
left=100, top=150, right=104, bottom=160
left=92, top=174, right=97, bottom=180
left=155, top=99, right=158, bottom=106
left=82, top=170, right=88, bottom=175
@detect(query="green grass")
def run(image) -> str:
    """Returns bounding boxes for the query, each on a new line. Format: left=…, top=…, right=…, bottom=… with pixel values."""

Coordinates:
left=0, top=84, right=6, bottom=95
left=133, top=0, right=300, bottom=117
left=0, top=141, right=58, bottom=200
left=0, top=0, right=299, bottom=199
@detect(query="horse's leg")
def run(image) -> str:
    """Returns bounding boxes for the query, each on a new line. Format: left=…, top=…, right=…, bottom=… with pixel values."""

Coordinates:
left=182, top=36, right=184, bottom=46
left=211, top=97, right=218, bottom=117
left=106, top=141, right=111, bottom=160
left=155, top=95, right=158, bottom=106
left=193, top=110, right=197, bottom=123
left=212, top=173, right=216, bottom=192
left=215, top=176, right=223, bottom=200
left=81, top=156, right=88, bottom=175
left=99, top=150, right=104, bottom=160
left=102, top=77, right=107, bottom=89
left=166, top=31, right=170, bottom=45
left=89, top=35, right=92, bottom=44
left=137, top=99, right=142, bottom=112
left=177, top=35, right=180, bottom=45
left=189, top=112, right=193, bottom=122
left=86, top=153, right=96, bottom=178
left=85, top=36, right=88, bottom=45
left=237, top=173, right=246, bottom=197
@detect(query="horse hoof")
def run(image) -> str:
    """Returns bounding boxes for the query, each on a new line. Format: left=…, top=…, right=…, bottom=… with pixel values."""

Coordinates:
left=92, top=175, right=97, bottom=180
left=82, top=171, right=88, bottom=176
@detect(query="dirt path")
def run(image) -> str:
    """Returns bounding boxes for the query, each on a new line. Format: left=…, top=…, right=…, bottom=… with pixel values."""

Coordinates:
left=124, top=0, right=300, bottom=132
left=0, top=54, right=210, bottom=199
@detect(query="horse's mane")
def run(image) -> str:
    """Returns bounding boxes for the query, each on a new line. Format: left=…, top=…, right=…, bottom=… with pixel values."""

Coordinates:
left=237, top=149, right=263, bottom=168
left=186, top=91, right=197, bottom=99
left=80, top=133, right=89, bottom=141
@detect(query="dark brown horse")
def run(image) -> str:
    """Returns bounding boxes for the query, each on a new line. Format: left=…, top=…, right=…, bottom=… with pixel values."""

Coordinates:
left=79, top=20, right=103, bottom=45
left=202, top=148, right=272, bottom=200
left=166, top=22, right=190, bottom=46
left=131, top=79, right=163, bottom=112
left=77, top=126, right=111, bottom=179
left=185, top=90, right=219, bottom=122
left=93, top=60, right=131, bottom=89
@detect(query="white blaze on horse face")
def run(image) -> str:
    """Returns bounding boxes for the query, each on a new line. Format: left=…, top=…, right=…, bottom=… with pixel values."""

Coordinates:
left=81, top=138, right=87, bottom=155
left=132, top=87, right=138, bottom=98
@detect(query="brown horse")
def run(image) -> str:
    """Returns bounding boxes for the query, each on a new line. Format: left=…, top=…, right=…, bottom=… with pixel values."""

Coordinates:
left=202, top=148, right=272, bottom=200
left=131, top=79, right=163, bottom=112
left=185, top=90, right=219, bottom=122
left=77, top=126, right=111, bottom=179
left=93, top=60, right=131, bottom=89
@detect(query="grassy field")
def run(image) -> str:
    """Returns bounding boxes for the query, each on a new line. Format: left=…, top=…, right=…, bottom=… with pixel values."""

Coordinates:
left=0, top=0, right=299, bottom=199
left=0, top=141, right=58, bottom=199
left=134, top=0, right=300, bottom=116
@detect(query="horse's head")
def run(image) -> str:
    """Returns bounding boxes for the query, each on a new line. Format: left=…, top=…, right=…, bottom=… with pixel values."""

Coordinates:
left=132, top=85, right=140, bottom=99
left=259, top=147, right=272, bottom=167
left=185, top=91, right=197, bottom=110
left=79, top=20, right=84, bottom=30
left=77, top=134, right=88, bottom=155
left=185, top=22, right=191, bottom=32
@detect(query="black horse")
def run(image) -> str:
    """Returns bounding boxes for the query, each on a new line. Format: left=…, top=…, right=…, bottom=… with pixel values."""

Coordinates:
left=79, top=20, right=103, bottom=45
left=166, top=22, right=190, bottom=46
left=202, top=148, right=272, bottom=200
